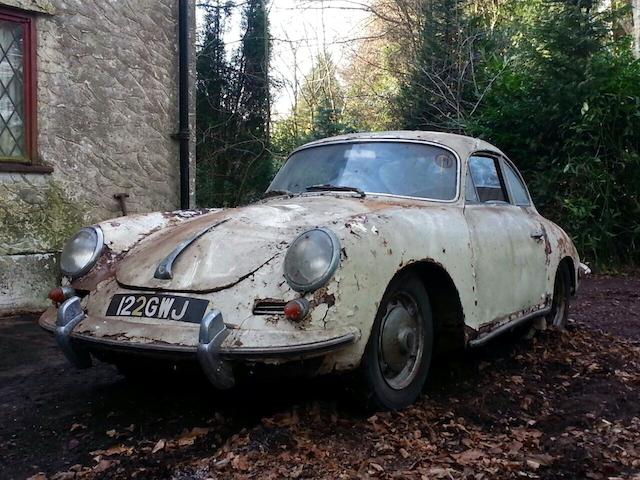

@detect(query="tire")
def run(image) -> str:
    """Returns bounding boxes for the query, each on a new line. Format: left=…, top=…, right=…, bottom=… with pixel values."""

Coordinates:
left=357, top=272, right=434, bottom=411
left=546, top=264, right=571, bottom=328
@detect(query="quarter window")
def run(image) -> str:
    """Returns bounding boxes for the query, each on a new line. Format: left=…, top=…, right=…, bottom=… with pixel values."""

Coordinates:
left=464, top=167, right=478, bottom=202
left=502, top=161, right=531, bottom=206
left=468, top=156, right=507, bottom=203
left=0, top=8, right=35, bottom=164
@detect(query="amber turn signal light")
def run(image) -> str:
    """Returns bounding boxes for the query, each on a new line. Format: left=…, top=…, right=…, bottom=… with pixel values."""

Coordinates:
left=284, top=298, right=310, bottom=322
left=48, top=286, right=76, bottom=303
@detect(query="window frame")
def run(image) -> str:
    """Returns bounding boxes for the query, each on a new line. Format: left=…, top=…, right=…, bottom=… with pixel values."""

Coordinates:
left=499, top=156, right=533, bottom=207
left=466, top=151, right=510, bottom=205
left=0, top=7, right=47, bottom=173
left=271, top=139, right=462, bottom=203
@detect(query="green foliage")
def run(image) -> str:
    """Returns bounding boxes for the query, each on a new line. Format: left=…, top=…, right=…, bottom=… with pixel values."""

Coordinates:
left=468, top=0, right=640, bottom=266
left=342, top=33, right=402, bottom=131
left=195, top=0, right=640, bottom=267
left=196, top=0, right=273, bottom=207
left=397, top=0, right=487, bottom=132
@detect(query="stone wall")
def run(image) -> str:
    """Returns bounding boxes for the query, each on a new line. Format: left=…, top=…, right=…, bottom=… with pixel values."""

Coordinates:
left=0, top=0, right=196, bottom=314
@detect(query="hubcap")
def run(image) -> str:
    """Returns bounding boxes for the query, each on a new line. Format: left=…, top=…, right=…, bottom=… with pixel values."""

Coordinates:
left=378, top=293, right=424, bottom=390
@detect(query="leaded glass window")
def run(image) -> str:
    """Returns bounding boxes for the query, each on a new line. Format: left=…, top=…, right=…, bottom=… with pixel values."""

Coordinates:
left=0, top=9, right=34, bottom=165
left=0, top=19, right=25, bottom=159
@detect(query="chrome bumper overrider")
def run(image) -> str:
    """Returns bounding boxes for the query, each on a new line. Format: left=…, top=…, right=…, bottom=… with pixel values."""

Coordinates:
left=197, top=310, right=234, bottom=389
left=55, top=297, right=92, bottom=369
left=48, top=297, right=357, bottom=389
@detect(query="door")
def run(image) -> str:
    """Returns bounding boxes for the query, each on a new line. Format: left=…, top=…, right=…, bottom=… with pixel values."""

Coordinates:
left=464, top=154, right=549, bottom=328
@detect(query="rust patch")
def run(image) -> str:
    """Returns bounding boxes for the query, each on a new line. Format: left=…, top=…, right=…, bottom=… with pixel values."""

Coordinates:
left=556, top=233, right=570, bottom=254
left=540, top=224, right=552, bottom=258
left=71, top=246, right=122, bottom=291
left=311, top=286, right=336, bottom=308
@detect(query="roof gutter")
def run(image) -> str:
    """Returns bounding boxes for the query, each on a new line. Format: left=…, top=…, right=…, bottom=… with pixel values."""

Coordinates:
left=178, top=0, right=190, bottom=209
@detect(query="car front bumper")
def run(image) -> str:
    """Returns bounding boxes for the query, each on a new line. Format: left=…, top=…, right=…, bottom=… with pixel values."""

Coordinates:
left=40, top=297, right=359, bottom=389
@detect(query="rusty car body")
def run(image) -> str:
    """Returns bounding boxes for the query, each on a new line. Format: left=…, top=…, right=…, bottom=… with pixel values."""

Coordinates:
left=40, top=131, right=588, bottom=410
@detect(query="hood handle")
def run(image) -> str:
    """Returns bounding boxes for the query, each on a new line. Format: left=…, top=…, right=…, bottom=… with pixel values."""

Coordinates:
left=154, top=218, right=230, bottom=280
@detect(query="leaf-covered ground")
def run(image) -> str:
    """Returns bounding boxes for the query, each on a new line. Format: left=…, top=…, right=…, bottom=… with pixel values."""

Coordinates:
left=2, top=275, right=639, bottom=480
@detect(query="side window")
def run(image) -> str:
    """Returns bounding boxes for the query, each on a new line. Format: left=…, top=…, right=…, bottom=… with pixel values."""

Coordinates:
left=468, top=156, right=507, bottom=203
left=502, top=161, right=531, bottom=206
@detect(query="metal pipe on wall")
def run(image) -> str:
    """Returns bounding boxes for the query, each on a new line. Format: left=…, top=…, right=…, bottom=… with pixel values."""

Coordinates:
left=178, top=0, right=190, bottom=209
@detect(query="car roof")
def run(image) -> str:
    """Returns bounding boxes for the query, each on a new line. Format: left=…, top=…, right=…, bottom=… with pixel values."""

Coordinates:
left=298, top=131, right=506, bottom=160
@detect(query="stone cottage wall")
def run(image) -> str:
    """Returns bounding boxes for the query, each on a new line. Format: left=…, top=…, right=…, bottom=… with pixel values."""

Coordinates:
left=0, top=0, right=196, bottom=313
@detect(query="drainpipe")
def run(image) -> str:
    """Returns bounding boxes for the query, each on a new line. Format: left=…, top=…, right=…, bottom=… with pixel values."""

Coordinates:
left=178, top=0, right=190, bottom=209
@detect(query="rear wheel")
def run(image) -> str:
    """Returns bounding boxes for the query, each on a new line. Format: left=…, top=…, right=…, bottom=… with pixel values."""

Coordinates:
left=546, top=264, right=571, bottom=328
left=357, top=273, right=434, bottom=411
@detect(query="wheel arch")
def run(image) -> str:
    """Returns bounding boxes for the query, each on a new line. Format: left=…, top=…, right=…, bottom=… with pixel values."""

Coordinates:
left=558, top=256, right=576, bottom=295
left=391, top=260, right=466, bottom=354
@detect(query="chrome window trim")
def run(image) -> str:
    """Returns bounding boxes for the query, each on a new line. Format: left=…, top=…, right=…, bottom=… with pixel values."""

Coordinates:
left=270, top=139, right=462, bottom=204
left=467, top=151, right=511, bottom=205
left=500, top=156, right=534, bottom=207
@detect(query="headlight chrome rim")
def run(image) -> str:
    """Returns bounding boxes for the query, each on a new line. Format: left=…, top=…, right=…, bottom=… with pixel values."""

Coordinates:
left=284, top=227, right=341, bottom=292
left=60, top=226, right=104, bottom=278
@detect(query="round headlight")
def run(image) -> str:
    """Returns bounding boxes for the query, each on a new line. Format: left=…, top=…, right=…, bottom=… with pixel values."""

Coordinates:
left=60, top=226, right=104, bottom=278
left=284, top=228, right=341, bottom=292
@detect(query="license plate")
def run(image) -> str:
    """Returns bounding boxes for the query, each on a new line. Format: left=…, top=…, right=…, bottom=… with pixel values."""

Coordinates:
left=106, top=294, right=209, bottom=323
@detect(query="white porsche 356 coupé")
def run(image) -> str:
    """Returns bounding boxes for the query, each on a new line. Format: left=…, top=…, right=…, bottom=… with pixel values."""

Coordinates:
left=41, top=131, right=587, bottom=410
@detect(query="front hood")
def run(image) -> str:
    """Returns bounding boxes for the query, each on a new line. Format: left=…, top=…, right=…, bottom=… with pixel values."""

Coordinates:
left=115, top=195, right=377, bottom=292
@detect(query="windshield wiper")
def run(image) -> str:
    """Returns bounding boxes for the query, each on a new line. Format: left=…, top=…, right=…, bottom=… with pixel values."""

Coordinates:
left=262, top=189, right=293, bottom=198
left=305, top=184, right=366, bottom=198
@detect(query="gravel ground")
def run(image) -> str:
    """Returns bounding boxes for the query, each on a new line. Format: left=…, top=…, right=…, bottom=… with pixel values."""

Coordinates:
left=1, top=275, right=639, bottom=480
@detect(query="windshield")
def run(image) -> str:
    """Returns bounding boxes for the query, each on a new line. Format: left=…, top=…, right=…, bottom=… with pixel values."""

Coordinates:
left=267, top=141, right=458, bottom=201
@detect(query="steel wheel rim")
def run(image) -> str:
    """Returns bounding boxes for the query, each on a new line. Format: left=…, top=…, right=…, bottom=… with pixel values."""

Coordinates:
left=377, top=292, right=424, bottom=390
left=551, top=273, right=567, bottom=327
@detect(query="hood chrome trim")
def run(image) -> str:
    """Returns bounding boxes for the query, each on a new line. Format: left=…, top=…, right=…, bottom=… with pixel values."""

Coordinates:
left=154, top=218, right=230, bottom=280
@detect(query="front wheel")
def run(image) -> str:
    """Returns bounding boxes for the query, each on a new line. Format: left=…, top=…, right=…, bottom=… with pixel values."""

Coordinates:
left=357, top=273, right=434, bottom=411
left=546, top=264, right=571, bottom=328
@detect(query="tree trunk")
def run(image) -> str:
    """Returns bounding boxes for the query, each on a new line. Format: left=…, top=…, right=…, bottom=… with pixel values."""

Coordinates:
left=633, top=0, right=640, bottom=58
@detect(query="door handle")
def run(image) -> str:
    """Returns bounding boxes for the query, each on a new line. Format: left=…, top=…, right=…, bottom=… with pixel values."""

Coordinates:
left=530, top=232, right=544, bottom=241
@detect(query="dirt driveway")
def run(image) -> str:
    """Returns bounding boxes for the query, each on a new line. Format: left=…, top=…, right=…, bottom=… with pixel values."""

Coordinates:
left=1, top=275, right=639, bottom=480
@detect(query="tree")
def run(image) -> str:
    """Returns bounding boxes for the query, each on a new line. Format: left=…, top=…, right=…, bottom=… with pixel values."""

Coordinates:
left=272, top=53, right=354, bottom=160
left=233, top=0, right=273, bottom=203
left=396, top=0, right=502, bottom=132
left=196, top=1, right=235, bottom=207
left=196, top=0, right=273, bottom=207
left=469, top=0, right=640, bottom=264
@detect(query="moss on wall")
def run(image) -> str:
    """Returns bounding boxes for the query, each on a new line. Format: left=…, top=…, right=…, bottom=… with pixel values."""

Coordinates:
left=0, top=180, right=85, bottom=255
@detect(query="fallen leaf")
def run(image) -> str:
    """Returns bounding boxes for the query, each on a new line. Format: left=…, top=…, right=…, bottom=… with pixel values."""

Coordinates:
left=452, top=449, right=485, bottom=465
left=176, top=427, right=210, bottom=446
left=92, top=459, right=114, bottom=473
left=152, top=439, right=166, bottom=454
left=527, top=454, right=555, bottom=467
left=69, top=423, right=85, bottom=432
left=51, top=472, right=75, bottom=480
left=89, top=445, right=133, bottom=457
left=26, top=474, right=47, bottom=480
left=231, top=454, right=250, bottom=471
